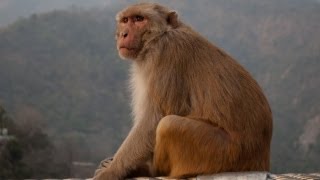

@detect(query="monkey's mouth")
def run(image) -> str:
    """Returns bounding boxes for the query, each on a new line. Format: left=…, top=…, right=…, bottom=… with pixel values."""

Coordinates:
left=119, top=46, right=136, bottom=51
left=120, top=47, right=135, bottom=51
left=118, top=46, right=138, bottom=57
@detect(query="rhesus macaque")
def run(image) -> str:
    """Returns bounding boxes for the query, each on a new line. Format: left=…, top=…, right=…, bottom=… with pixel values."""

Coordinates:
left=94, top=3, right=272, bottom=180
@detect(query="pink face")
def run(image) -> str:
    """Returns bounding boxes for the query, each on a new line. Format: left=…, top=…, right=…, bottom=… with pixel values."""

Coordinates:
left=116, top=14, right=148, bottom=60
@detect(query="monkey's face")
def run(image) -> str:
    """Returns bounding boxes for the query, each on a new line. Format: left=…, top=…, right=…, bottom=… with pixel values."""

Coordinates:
left=115, top=13, right=147, bottom=60
left=115, top=3, right=179, bottom=60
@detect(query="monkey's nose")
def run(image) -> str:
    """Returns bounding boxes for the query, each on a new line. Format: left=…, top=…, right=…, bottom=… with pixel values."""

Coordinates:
left=121, top=32, right=128, bottom=38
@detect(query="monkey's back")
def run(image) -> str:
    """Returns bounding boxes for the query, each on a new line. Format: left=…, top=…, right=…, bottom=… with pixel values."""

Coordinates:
left=143, top=25, right=273, bottom=170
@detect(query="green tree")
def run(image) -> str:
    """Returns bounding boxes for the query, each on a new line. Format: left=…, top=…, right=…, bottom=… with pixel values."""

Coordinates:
left=0, top=139, right=32, bottom=179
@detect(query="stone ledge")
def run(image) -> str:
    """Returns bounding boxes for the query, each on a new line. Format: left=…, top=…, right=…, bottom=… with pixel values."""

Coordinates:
left=128, top=171, right=268, bottom=180
left=29, top=172, right=320, bottom=180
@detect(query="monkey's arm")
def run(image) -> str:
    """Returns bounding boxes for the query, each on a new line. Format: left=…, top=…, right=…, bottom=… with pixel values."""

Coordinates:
left=94, top=113, right=158, bottom=179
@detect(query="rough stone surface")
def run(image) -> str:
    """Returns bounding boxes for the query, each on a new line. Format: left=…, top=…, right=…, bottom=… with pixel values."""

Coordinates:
left=30, top=172, right=320, bottom=180
left=197, top=172, right=268, bottom=180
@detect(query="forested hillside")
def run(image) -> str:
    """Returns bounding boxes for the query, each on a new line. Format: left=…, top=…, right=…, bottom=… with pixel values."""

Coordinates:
left=0, top=0, right=319, bottom=178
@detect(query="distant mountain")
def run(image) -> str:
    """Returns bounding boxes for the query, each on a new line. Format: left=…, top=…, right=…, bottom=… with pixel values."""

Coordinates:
left=0, top=0, right=117, bottom=27
left=0, top=0, right=319, bottom=176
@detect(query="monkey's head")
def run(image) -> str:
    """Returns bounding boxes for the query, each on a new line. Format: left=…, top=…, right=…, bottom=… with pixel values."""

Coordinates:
left=115, top=3, right=179, bottom=60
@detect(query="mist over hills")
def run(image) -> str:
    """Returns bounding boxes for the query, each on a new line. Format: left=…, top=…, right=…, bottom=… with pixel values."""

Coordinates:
left=0, top=0, right=116, bottom=27
left=0, top=0, right=319, bottom=178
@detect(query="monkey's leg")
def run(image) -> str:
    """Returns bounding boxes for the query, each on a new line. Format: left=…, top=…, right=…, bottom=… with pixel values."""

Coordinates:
left=153, top=115, right=235, bottom=178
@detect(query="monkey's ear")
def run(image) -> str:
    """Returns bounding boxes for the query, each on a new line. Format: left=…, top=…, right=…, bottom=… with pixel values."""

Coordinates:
left=167, top=11, right=179, bottom=28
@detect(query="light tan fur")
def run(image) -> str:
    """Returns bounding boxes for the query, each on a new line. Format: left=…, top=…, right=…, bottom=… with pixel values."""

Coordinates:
left=93, top=3, right=272, bottom=180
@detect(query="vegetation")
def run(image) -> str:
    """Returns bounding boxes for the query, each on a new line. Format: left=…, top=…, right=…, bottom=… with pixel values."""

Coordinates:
left=0, top=0, right=319, bottom=178
left=0, top=105, right=71, bottom=179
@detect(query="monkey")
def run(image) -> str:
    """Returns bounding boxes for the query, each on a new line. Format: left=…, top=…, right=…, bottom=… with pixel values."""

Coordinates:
left=93, top=3, right=272, bottom=180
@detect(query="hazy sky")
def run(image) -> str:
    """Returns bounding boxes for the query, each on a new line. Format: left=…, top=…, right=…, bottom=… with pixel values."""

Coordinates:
left=0, top=0, right=319, bottom=27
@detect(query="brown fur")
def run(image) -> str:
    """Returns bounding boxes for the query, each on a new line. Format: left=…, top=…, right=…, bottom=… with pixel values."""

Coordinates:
left=93, top=3, right=272, bottom=180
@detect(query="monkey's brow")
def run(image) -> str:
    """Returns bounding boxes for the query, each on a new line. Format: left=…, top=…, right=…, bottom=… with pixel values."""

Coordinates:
left=129, top=13, right=145, bottom=18
left=125, top=10, right=146, bottom=17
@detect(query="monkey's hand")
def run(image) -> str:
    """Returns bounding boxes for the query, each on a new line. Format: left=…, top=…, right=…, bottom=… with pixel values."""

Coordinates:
left=93, top=167, right=122, bottom=180
left=93, top=157, right=124, bottom=180
left=93, top=157, right=113, bottom=177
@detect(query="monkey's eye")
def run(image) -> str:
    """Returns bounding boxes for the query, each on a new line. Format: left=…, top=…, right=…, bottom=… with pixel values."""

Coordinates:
left=122, top=17, right=128, bottom=23
left=134, top=15, right=144, bottom=22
